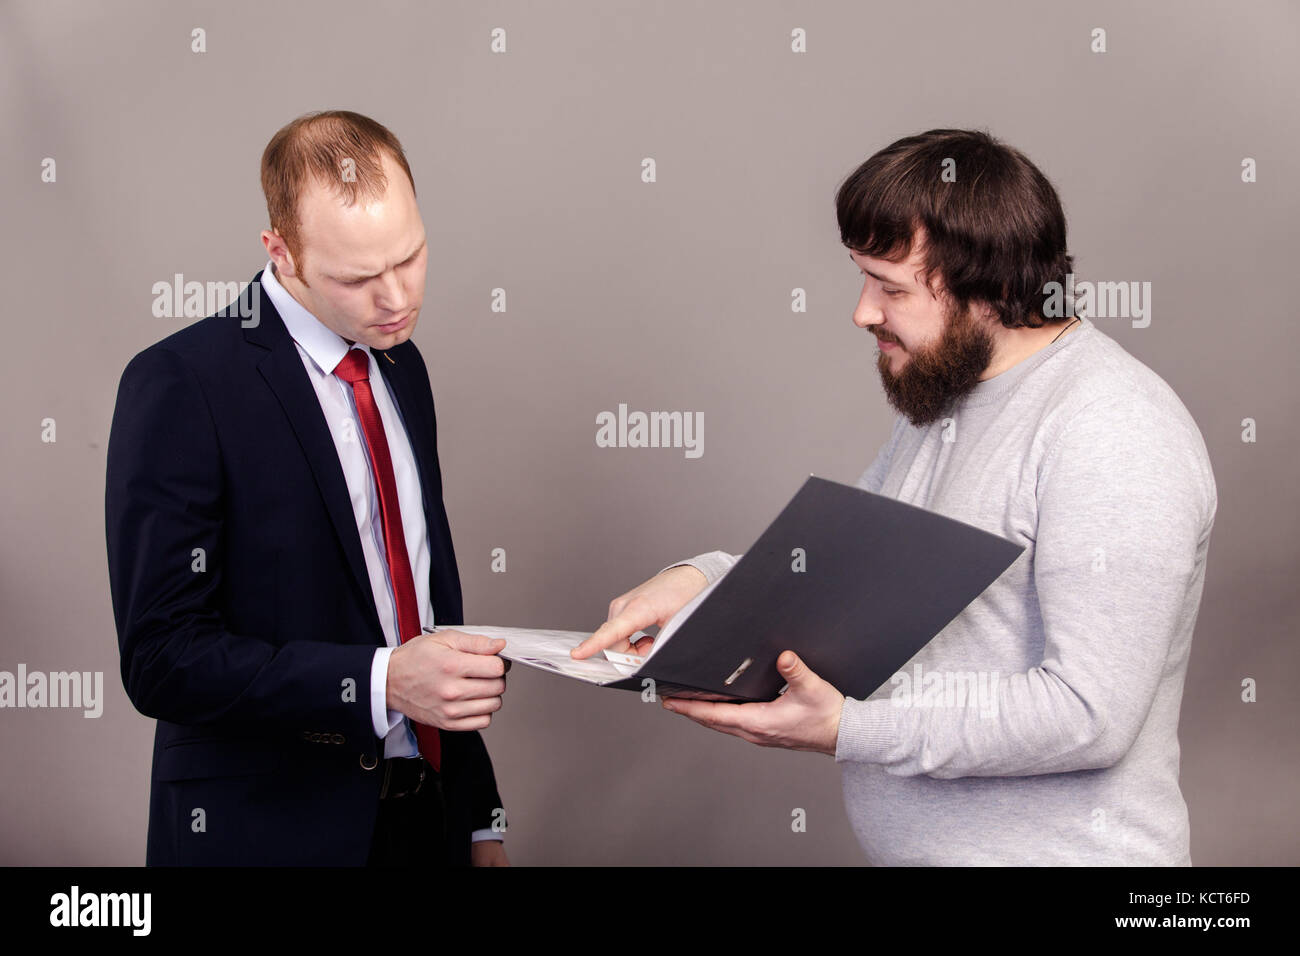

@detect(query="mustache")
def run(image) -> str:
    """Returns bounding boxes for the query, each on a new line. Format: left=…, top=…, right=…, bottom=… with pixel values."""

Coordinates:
left=874, top=331, right=900, bottom=345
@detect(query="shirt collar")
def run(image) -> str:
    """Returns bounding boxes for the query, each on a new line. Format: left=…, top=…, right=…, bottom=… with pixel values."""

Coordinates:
left=260, top=260, right=369, bottom=375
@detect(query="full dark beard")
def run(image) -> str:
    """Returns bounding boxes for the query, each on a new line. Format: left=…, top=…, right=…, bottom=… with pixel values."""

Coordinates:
left=876, top=302, right=996, bottom=427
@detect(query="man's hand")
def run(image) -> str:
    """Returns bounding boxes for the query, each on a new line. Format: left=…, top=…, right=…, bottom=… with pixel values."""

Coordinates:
left=386, top=630, right=508, bottom=731
left=571, top=565, right=709, bottom=660
left=471, top=840, right=510, bottom=867
left=661, top=651, right=845, bottom=756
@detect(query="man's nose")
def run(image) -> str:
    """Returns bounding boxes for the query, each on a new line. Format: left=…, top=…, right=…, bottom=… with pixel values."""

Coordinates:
left=374, top=270, right=409, bottom=313
left=852, top=285, right=882, bottom=329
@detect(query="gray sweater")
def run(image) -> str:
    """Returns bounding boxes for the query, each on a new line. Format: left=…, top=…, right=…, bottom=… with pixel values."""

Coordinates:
left=671, top=317, right=1217, bottom=864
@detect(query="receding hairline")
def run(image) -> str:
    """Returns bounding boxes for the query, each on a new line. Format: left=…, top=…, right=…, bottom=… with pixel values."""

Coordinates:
left=260, top=110, right=418, bottom=274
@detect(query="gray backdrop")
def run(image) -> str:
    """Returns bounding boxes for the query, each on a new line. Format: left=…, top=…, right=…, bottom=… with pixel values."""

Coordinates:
left=2, top=0, right=1297, bottom=865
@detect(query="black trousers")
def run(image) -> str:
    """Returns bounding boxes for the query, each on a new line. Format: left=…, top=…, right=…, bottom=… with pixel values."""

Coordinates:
left=366, top=757, right=471, bottom=867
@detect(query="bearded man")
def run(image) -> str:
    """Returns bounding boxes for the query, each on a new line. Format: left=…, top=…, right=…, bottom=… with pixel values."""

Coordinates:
left=574, top=128, right=1217, bottom=866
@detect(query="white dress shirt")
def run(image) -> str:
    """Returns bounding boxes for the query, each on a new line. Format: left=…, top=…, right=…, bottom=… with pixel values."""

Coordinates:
left=261, top=262, right=498, bottom=844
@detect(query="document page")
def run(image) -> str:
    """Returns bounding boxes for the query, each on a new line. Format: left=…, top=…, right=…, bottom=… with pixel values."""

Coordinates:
left=450, top=625, right=642, bottom=684
left=457, top=575, right=723, bottom=685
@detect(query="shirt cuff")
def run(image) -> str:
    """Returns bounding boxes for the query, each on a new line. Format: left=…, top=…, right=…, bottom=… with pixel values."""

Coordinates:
left=834, top=696, right=903, bottom=765
left=471, top=828, right=503, bottom=843
left=370, top=647, right=404, bottom=740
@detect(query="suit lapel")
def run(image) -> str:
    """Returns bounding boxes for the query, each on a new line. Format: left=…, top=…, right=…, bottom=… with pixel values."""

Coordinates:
left=243, top=273, right=383, bottom=640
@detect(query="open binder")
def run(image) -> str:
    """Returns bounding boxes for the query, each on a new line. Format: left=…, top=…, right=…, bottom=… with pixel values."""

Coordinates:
left=457, top=475, right=1025, bottom=702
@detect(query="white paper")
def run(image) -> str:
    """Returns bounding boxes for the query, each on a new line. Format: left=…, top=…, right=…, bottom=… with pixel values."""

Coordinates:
left=453, top=577, right=723, bottom=686
left=450, top=625, right=640, bottom=684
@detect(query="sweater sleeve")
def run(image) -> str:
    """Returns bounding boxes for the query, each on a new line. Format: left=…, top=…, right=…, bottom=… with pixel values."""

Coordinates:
left=657, top=551, right=742, bottom=585
left=835, top=396, right=1216, bottom=777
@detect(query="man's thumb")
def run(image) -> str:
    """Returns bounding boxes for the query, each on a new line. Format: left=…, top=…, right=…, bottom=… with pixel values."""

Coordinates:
left=778, top=650, right=812, bottom=687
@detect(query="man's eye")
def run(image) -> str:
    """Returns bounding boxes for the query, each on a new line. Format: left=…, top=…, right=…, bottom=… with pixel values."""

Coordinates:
left=342, top=277, right=367, bottom=286
left=858, top=270, right=902, bottom=295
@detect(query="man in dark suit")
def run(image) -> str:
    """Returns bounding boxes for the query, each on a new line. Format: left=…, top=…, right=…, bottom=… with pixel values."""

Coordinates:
left=105, top=110, right=510, bottom=866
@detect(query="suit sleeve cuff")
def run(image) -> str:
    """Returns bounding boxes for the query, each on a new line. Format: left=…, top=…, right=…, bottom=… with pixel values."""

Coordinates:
left=834, top=696, right=902, bottom=765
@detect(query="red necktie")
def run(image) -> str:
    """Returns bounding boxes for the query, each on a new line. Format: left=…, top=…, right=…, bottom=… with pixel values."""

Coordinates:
left=333, top=348, right=440, bottom=771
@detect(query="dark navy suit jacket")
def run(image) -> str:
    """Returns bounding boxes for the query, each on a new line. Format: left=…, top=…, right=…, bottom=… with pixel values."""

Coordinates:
left=105, top=271, right=502, bottom=865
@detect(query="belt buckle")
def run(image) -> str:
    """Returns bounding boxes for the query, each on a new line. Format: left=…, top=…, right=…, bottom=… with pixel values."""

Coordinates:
left=380, top=758, right=426, bottom=800
left=404, top=761, right=427, bottom=798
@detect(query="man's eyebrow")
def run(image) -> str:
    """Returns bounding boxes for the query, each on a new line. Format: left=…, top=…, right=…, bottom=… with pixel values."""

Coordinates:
left=848, top=253, right=907, bottom=286
left=337, top=238, right=426, bottom=282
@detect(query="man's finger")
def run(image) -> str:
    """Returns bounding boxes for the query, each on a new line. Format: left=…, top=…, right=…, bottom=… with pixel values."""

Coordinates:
left=572, top=611, right=651, bottom=659
left=449, top=676, right=507, bottom=700
left=662, top=697, right=755, bottom=732
left=454, top=651, right=509, bottom=679
left=446, top=633, right=508, bottom=657
left=442, top=685, right=506, bottom=711
left=664, top=699, right=765, bottom=743
left=439, top=714, right=493, bottom=732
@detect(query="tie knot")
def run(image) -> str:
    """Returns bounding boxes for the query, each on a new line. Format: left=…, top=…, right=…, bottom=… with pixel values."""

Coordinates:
left=333, top=348, right=370, bottom=384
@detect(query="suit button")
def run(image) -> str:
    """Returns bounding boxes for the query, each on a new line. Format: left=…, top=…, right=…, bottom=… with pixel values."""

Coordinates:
left=332, top=733, right=345, bottom=745
left=360, top=753, right=379, bottom=770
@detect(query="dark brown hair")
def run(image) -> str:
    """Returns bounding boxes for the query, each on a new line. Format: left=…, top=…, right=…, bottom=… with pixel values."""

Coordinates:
left=260, top=110, right=416, bottom=275
left=835, top=129, right=1073, bottom=329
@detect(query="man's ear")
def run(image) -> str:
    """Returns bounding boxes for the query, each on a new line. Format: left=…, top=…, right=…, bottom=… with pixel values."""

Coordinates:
left=261, top=228, right=300, bottom=280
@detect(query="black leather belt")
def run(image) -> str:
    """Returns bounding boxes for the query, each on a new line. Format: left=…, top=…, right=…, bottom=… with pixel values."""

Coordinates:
left=378, top=757, right=433, bottom=800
